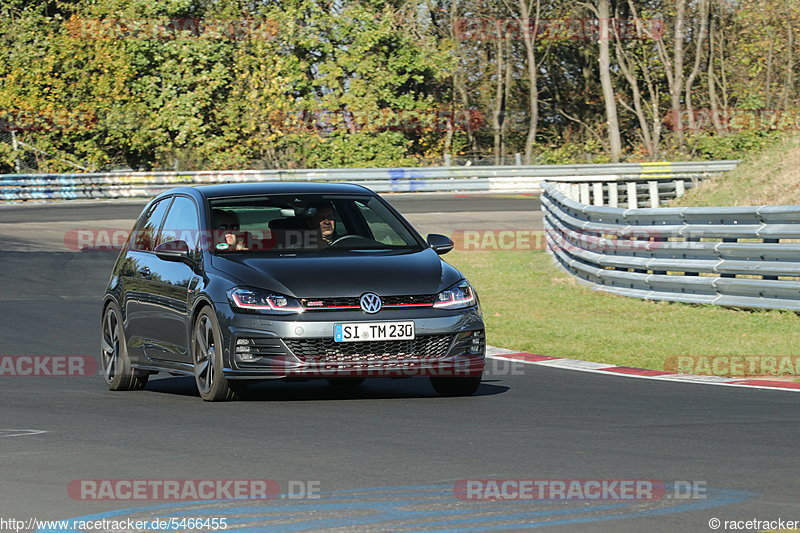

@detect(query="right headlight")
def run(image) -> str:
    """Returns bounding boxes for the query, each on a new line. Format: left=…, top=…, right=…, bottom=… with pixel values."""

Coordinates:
left=228, top=287, right=304, bottom=315
left=433, top=280, right=477, bottom=309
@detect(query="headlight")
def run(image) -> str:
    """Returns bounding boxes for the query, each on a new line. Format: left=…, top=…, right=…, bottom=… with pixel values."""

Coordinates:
left=433, top=280, right=476, bottom=309
left=228, top=287, right=304, bottom=314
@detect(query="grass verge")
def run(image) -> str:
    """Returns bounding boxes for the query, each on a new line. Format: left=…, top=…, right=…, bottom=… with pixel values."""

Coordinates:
left=673, top=134, right=800, bottom=207
left=446, top=249, right=800, bottom=372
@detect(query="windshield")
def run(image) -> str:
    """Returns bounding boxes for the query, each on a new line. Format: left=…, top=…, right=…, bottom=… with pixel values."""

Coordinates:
left=207, top=194, right=423, bottom=253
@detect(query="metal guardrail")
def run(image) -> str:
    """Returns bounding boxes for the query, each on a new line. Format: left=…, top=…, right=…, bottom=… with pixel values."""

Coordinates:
left=547, top=161, right=743, bottom=208
left=0, top=161, right=738, bottom=201
left=541, top=180, right=800, bottom=312
left=550, top=176, right=703, bottom=208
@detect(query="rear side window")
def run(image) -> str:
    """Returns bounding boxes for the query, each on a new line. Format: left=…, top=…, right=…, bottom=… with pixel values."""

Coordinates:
left=158, top=196, right=200, bottom=251
left=131, top=198, right=171, bottom=251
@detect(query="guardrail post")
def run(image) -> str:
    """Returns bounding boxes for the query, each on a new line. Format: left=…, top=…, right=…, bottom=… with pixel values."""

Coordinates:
left=648, top=181, right=659, bottom=208
left=626, top=182, right=638, bottom=209
left=592, top=182, right=604, bottom=206
left=763, top=238, right=779, bottom=280
left=608, top=182, right=619, bottom=208
left=719, top=237, right=738, bottom=278
left=579, top=183, right=591, bottom=204
left=675, top=179, right=685, bottom=197
left=569, top=183, right=580, bottom=200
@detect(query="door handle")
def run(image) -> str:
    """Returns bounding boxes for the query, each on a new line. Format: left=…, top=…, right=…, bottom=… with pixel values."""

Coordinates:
left=138, top=266, right=151, bottom=277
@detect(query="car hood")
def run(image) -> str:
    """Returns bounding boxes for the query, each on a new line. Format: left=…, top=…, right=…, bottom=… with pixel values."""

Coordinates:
left=209, top=248, right=463, bottom=297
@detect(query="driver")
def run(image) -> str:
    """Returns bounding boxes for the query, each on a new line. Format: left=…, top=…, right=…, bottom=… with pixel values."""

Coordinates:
left=213, top=210, right=248, bottom=251
left=308, top=201, right=336, bottom=246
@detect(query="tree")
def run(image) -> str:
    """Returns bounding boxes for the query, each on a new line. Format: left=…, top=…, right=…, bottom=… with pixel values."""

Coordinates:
left=597, top=0, right=622, bottom=162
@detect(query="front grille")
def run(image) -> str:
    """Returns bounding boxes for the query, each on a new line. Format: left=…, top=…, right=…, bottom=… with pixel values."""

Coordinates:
left=284, top=334, right=455, bottom=363
left=299, top=294, right=436, bottom=310
left=383, top=295, right=436, bottom=306
left=300, top=297, right=358, bottom=308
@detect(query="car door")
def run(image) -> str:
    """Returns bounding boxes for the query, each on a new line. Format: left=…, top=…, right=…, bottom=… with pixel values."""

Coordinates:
left=122, top=197, right=172, bottom=362
left=140, top=195, right=203, bottom=363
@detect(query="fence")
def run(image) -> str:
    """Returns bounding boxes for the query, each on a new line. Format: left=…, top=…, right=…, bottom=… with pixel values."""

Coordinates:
left=541, top=180, right=800, bottom=312
left=0, top=161, right=737, bottom=202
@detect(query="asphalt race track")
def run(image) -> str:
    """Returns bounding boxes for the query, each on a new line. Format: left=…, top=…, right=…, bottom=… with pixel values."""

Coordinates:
left=0, top=193, right=798, bottom=532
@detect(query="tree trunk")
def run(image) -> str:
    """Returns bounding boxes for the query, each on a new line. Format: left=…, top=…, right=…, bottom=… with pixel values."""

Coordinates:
left=671, top=0, right=687, bottom=147
left=707, top=11, right=726, bottom=133
left=615, top=33, right=654, bottom=157
left=500, top=41, right=513, bottom=164
left=598, top=0, right=622, bottom=162
left=518, top=0, right=540, bottom=165
left=781, top=21, right=795, bottom=110
left=449, top=0, right=476, bottom=155
left=492, top=36, right=504, bottom=165
left=685, top=0, right=709, bottom=132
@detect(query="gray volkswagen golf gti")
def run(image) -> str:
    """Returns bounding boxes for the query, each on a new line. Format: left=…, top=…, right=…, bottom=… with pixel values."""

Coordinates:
left=101, top=183, right=485, bottom=401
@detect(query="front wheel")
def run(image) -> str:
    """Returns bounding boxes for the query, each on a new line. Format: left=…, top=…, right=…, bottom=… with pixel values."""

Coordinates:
left=430, top=376, right=482, bottom=397
left=101, top=302, right=148, bottom=391
left=192, top=307, right=241, bottom=401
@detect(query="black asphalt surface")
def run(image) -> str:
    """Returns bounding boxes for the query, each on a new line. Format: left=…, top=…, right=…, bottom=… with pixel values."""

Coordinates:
left=0, top=196, right=797, bottom=532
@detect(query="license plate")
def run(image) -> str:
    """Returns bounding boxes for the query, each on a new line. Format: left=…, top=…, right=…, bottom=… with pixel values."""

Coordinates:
left=334, top=321, right=415, bottom=342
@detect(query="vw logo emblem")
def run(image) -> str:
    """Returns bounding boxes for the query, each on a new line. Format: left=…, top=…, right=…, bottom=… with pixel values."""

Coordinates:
left=360, top=293, right=382, bottom=314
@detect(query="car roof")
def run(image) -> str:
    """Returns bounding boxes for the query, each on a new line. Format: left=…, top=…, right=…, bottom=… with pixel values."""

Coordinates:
left=158, top=182, right=375, bottom=201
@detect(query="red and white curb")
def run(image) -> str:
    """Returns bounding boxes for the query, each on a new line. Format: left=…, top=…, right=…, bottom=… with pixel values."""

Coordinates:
left=486, top=347, right=800, bottom=393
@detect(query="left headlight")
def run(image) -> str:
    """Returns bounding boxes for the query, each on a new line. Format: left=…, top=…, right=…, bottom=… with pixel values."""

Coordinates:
left=228, top=287, right=304, bottom=314
left=433, top=280, right=477, bottom=309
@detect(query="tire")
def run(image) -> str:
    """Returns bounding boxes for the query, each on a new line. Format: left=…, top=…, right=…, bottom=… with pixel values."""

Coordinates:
left=430, top=376, right=482, bottom=397
left=326, top=377, right=365, bottom=388
left=101, top=302, right=149, bottom=391
left=192, top=307, right=241, bottom=401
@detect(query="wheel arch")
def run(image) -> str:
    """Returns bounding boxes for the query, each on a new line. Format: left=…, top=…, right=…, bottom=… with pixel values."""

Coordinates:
left=101, top=294, right=119, bottom=316
left=188, top=295, right=216, bottom=356
left=189, top=295, right=215, bottom=328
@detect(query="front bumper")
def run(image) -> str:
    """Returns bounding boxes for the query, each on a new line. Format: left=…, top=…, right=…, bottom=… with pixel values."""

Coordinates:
left=218, top=306, right=486, bottom=379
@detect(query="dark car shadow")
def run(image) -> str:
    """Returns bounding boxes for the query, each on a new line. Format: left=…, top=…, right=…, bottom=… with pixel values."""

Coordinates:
left=142, top=376, right=509, bottom=401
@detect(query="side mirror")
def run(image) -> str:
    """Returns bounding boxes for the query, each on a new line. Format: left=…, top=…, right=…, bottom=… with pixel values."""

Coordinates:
left=154, top=240, right=191, bottom=262
left=427, top=233, right=454, bottom=255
